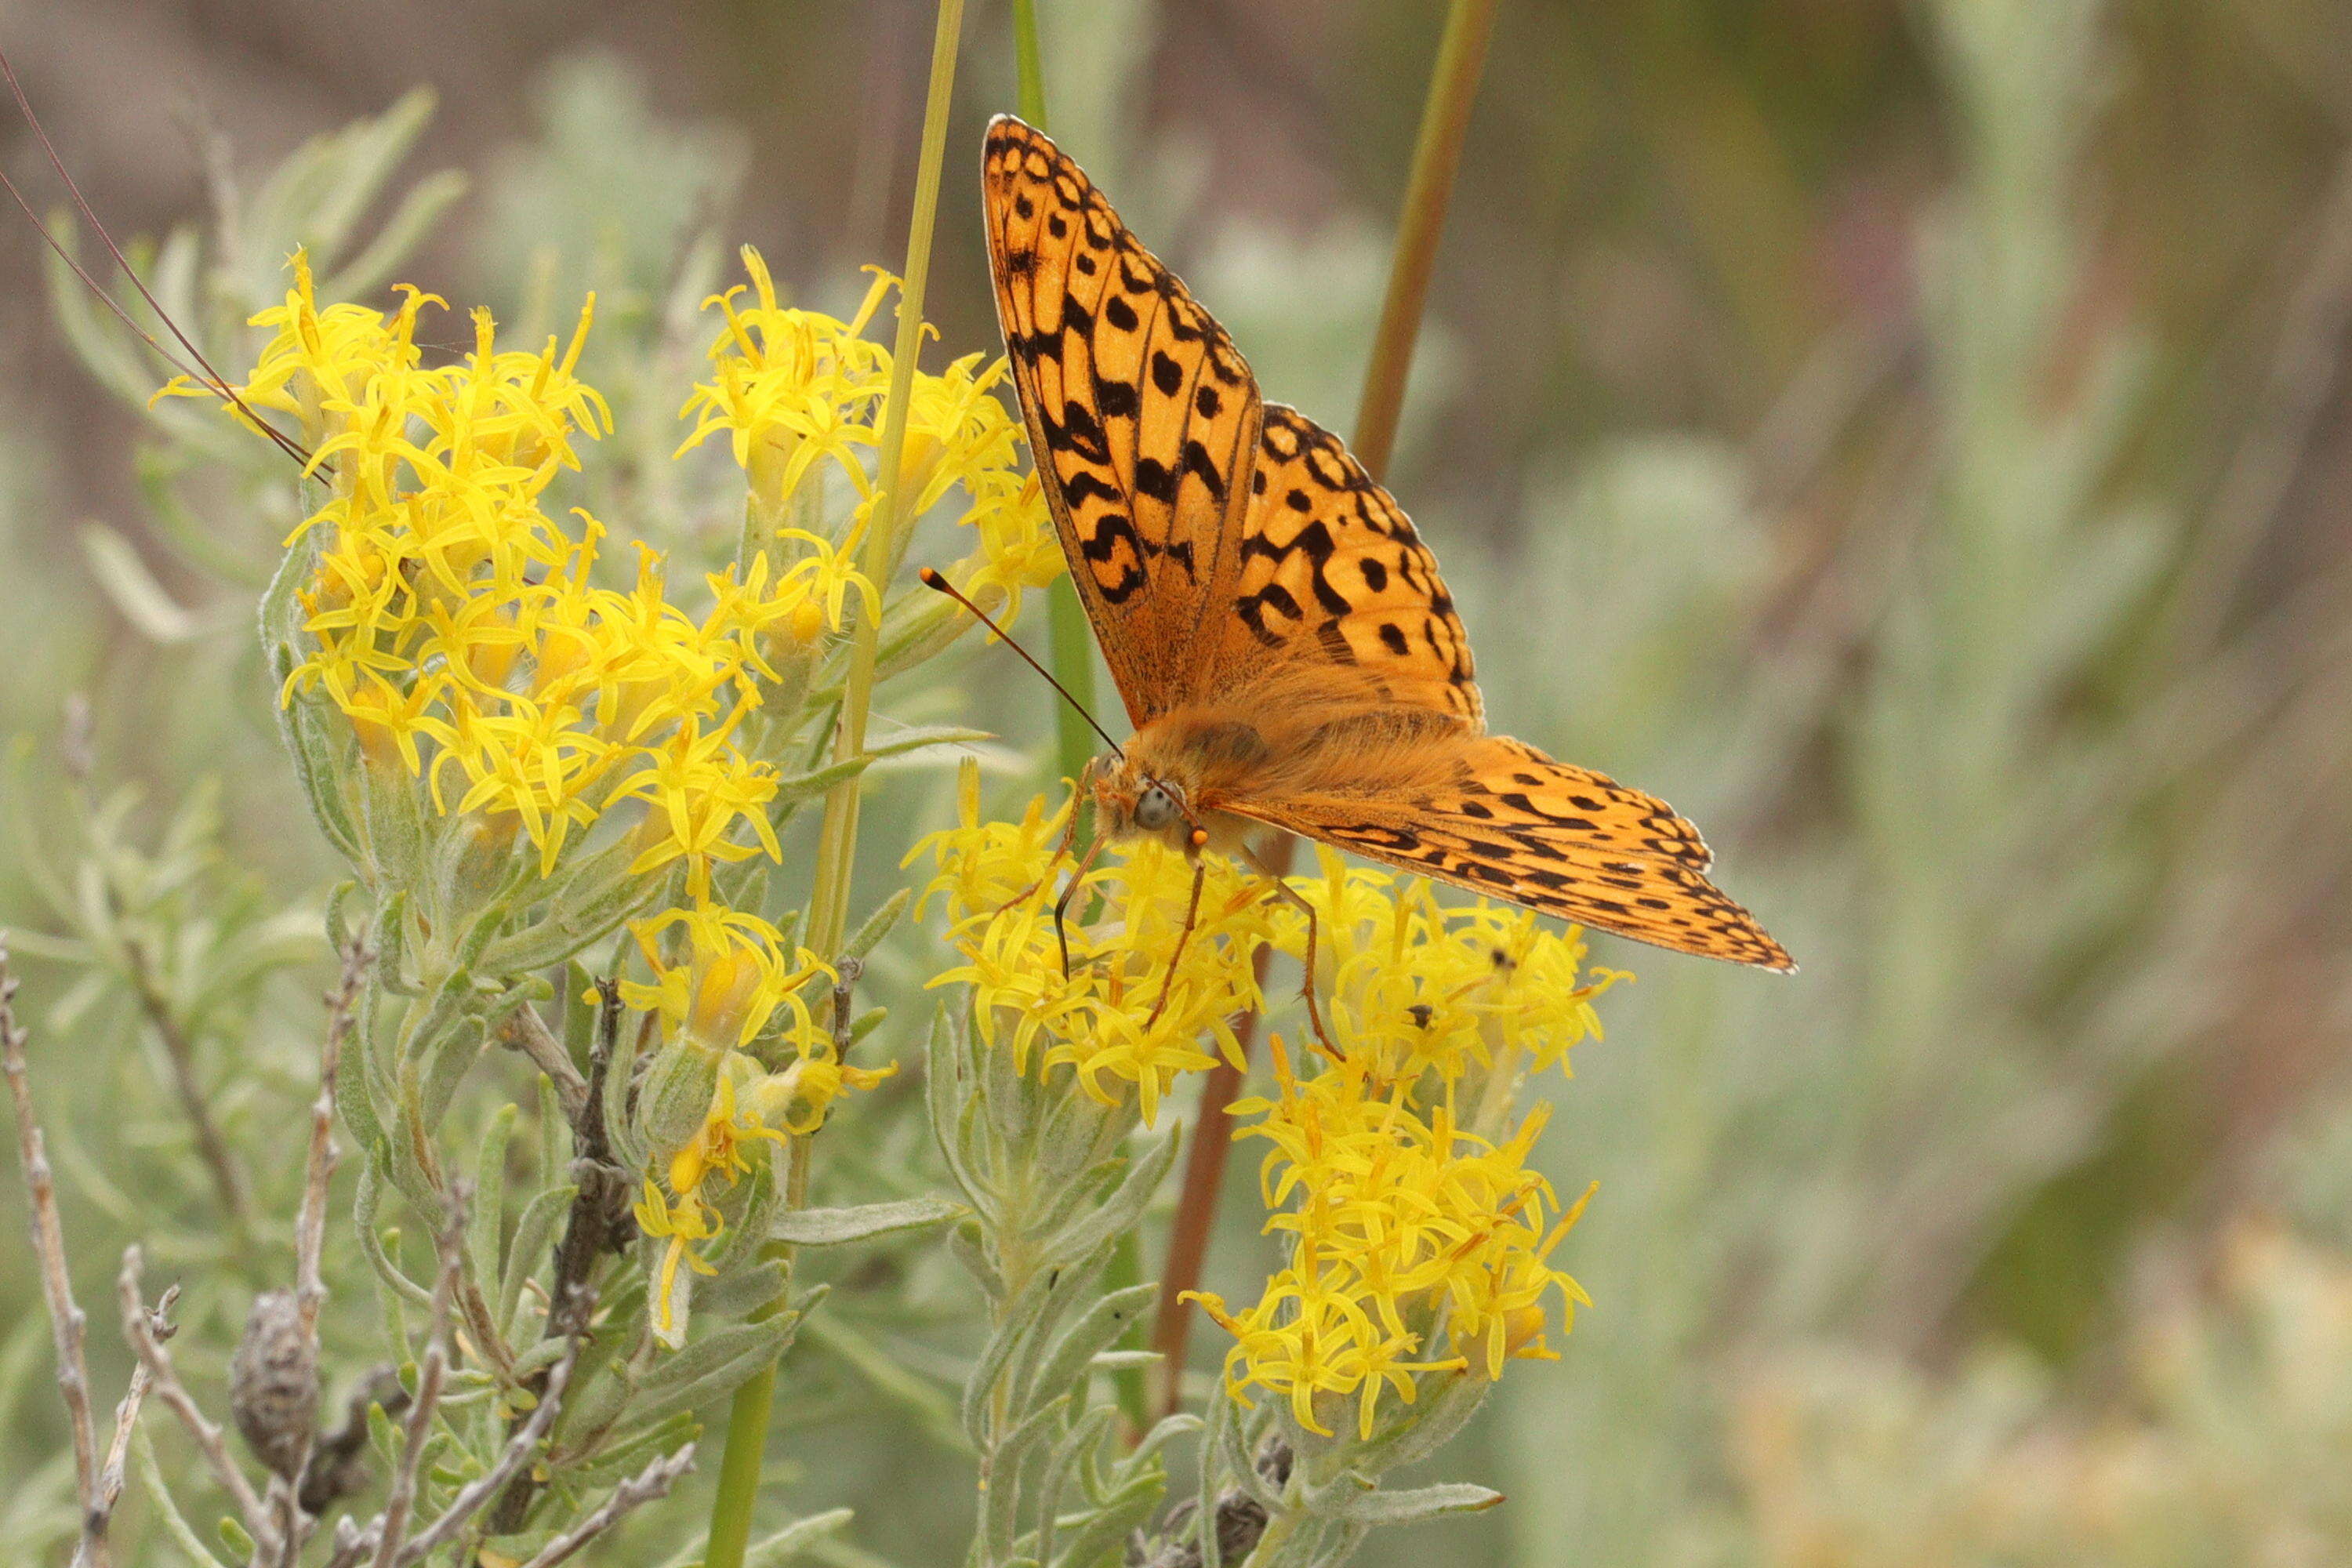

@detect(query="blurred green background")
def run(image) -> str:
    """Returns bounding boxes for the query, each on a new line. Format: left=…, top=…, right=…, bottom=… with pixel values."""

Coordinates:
left=5, top=0, right=2352, bottom=1562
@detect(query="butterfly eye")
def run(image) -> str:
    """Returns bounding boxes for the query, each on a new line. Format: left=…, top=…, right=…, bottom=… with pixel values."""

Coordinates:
left=1134, top=782, right=1180, bottom=831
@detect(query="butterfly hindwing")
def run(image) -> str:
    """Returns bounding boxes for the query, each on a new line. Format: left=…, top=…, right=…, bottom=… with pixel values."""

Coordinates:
left=1229, top=736, right=1793, bottom=971
left=1214, top=405, right=1482, bottom=723
left=982, top=115, right=1261, bottom=725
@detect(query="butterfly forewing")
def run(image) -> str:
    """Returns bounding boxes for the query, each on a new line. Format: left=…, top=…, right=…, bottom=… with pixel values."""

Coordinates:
left=982, top=117, right=1794, bottom=973
left=1214, top=405, right=1483, bottom=724
left=982, top=116, right=1262, bottom=725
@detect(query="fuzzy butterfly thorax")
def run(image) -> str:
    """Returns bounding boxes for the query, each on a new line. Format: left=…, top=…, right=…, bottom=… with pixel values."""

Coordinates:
left=984, top=115, right=1795, bottom=973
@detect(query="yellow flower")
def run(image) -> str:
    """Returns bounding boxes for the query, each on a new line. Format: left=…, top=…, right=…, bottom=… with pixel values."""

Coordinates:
left=676, top=252, right=894, bottom=506
left=634, top=1175, right=722, bottom=1348
left=1189, top=1017, right=1602, bottom=1436
left=619, top=903, right=827, bottom=1054
left=635, top=1040, right=895, bottom=1344
left=1294, top=848, right=1627, bottom=1089
left=609, top=699, right=782, bottom=902
left=913, top=769, right=1276, bottom=1126
left=678, top=249, right=1051, bottom=623
left=953, top=470, right=1062, bottom=626
left=706, top=536, right=882, bottom=668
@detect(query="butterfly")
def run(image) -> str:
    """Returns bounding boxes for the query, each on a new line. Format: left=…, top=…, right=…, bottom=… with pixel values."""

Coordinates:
left=979, top=115, right=1792, bottom=975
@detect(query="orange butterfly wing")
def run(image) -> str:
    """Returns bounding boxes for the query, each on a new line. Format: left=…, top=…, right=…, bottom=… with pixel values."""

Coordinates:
left=983, top=118, right=1793, bottom=972
left=982, top=115, right=1263, bottom=726
left=1223, top=736, right=1795, bottom=971
left=1211, top=402, right=1483, bottom=724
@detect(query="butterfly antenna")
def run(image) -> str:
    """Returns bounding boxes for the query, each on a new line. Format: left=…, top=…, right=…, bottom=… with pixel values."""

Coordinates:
left=0, top=45, right=312, bottom=469
left=918, top=568, right=1124, bottom=760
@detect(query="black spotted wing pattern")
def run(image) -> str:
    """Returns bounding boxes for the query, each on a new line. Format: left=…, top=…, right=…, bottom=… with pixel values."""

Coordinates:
left=982, top=115, right=1262, bottom=725
left=1229, top=736, right=1795, bottom=971
left=1212, top=405, right=1483, bottom=724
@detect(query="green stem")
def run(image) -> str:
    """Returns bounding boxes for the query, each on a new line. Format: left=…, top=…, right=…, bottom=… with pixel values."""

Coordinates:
left=808, top=0, right=968, bottom=960
left=1013, top=0, right=1048, bottom=125
left=1011, top=0, right=1149, bottom=1441
left=701, top=7, right=966, bottom=1565
left=1352, top=0, right=1498, bottom=484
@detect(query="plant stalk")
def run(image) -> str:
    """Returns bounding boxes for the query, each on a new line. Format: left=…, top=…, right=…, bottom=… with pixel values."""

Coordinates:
left=1149, top=0, right=1498, bottom=1421
left=702, top=5, right=967, bottom=1563
left=1009, top=0, right=1150, bottom=1441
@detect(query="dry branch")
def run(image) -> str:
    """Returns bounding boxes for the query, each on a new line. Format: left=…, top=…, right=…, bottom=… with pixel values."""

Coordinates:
left=5, top=938, right=110, bottom=1568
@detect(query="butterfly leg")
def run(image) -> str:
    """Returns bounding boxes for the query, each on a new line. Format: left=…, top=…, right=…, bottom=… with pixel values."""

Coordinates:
left=1240, top=843, right=1340, bottom=1060
left=1050, top=831, right=1110, bottom=980
left=1143, top=856, right=1210, bottom=1032
left=995, top=759, right=1099, bottom=917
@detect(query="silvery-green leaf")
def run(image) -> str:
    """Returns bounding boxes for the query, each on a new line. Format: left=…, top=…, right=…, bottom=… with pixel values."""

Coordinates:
left=1024, top=1283, right=1158, bottom=1413
left=840, top=886, right=912, bottom=963
left=927, top=1006, right=985, bottom=1201
left=1005, top=1240, right=1119, bottom=1411
left=744, top=1507, right=857, bottom=1566
left=770, top=1195, right=966, bottom=1246
left=1046, top=1472, right=1163, bottom=1568
left=1032, top=1403, right=1119, bottom=1568
left=501, top=1181, right=578, bottom=1338
left=1346, top=1370, right=1491, bottom=1474
left=469, top=1102, right=520, bottom=1286
left=961, top=1258, right=1065, bottom=1446
left=948, top=1220, right=1002, bottom=1301
left=354, top=1155, right=433, bottom=1308
left=699, top=1260, right=788, bottom=1318
left=1307, top=1480, right=1501, bottom=1525
left=1043, top=1131, right=1178, bottom=1264
left=630, top=1314, right=800, bottom=1425
left=985, top=1394, right=1071, bottom=1559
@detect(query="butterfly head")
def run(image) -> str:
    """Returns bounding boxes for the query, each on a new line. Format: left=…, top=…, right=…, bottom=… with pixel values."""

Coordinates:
left=1093, top=755, right=1212, bottom=857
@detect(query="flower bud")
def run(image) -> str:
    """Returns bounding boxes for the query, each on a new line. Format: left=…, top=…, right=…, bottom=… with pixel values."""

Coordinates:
left=230, top=1290, right=319, bottom=1480
left=633, top=1039, right=724, bottom=1160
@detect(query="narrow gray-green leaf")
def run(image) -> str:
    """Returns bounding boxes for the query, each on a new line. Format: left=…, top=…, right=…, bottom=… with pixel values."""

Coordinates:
left=1309, top=1481, right=1502, bottom=1525
left=771, top=1195, right=967, bottom=1246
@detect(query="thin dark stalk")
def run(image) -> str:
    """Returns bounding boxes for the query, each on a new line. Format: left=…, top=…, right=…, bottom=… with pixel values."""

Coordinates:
left=119, top=929, right=256, bottom=1254
left=0, top=45, right=311, bottom=467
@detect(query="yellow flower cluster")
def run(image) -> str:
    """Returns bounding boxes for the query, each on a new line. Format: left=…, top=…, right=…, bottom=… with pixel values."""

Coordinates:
left=623, top=909, right=891, bottom=1343
left=204, top=248, right=1049, bottom=1342
left=912, top=768, right=1279, bottom=1126
left=677, top=249, right=1063, bottom=625
left=1171, top=854, right=1619, bottom=1436
left=209, top=253, right=858, bottom=894
left=920, top=791, right=1624, bottom=1439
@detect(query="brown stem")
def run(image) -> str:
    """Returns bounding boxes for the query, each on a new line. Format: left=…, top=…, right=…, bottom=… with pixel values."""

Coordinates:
left=1145, top=836, right=1290, bottom=1417
left=1349, top=0, right=1501, bottom=481
left=5, top=939, right=109, bottom=1568
left=486, top=982, right=633, bottom=1534
left=120, top=928, right=254, bottom=1246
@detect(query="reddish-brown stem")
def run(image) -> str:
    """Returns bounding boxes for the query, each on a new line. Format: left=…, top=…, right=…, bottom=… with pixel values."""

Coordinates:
left=1147, top=0, right=1496, bottom=1417
left=1148, top=834, right=1294, bottom=1418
